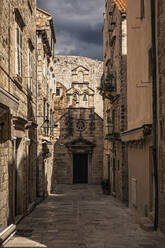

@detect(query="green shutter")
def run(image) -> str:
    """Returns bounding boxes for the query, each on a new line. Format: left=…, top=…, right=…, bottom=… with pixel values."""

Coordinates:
left=73, top=95, right=77, bottom=101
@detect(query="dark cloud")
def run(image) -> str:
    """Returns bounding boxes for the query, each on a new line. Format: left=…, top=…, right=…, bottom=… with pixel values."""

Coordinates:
left=37, top=0, right=104, bottom=60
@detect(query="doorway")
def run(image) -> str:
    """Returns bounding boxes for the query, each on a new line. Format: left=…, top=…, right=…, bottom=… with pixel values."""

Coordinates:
left=15, top=138, right=22, bottom=217
left=73, top=154, right=88, bottom=184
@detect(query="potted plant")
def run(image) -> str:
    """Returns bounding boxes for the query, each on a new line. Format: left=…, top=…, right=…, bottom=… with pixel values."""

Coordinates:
left=101, top=179, right=110, bottom=195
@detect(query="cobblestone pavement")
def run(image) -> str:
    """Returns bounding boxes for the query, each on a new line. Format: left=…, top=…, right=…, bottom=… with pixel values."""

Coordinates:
left=3, top=185, right=165, bottom=248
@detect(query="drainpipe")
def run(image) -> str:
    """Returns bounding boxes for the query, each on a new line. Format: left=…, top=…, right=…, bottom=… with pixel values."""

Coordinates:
left=150, top=0, right=158, bottom=231
left=36, top=33, right=39, bottom=197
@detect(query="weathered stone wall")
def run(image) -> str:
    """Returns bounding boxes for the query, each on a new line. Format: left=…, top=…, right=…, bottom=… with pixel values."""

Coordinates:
left=156, top=0, right=165, bottom=235
left=53, top=56, right=103, bottom=118
left=0, top=113, right=10, bottom=233
left=103, top=0, right=128, bottom=203
left=0, top=0, right=36, bottom=231
left=36, top=8, right=56, bottom=198
left=53, top=82, right=67, bottom=123
left=53, top=108, right=103, bottom=185
left=0, top=0, right=37, bottom=232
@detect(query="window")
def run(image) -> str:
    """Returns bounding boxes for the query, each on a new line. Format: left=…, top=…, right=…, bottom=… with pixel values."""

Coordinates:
left=50, top=110, right=54, bottom=136
left=15, top=22, right=22, bottom=76
left=51, top=31, right=54, bottom=57
left=50, top=109, right=52, bottom=135
left=73, top=94, right=77, bottom=101
left=43, top=100, right=46, bottom=121
left=140, top=0, right=145, bottom=19
left=56, top=88, right=60, bottom=96
left=28, top=47, right=32, bottom=92
left=73, top=91, right=79, bottom=103
left=53, top=79, right=56, bottom=94
left=47, top=103, right=49, bottom=120
left=112, top=109, right=115, bottom=131
left=118, top=160, right=120, bottom=170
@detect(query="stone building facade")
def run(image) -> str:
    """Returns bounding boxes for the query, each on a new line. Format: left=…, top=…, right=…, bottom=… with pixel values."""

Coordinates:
left=53, top=56, right=103, bottom=118
left=36, top=8, right=56, bottom=198
left=53, top=82, right=67, bottom=123
left=53, top=57, right=104, bottom=185
left=122, top=0, right=153, bottom=221
left=0, top=0, right=37, bottom=234
left=156, top=0, right=165, bottom=235
left=102, top=0, right=128, bottom=202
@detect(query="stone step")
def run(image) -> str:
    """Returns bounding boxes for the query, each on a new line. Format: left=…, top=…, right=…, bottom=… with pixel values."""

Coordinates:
left=139, top=217, right=155, bottom=232
left=3, top=236, right=46, bottom=248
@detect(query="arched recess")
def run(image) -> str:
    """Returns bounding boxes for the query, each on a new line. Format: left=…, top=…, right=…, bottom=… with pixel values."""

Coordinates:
left=78, top=70, right=84, bottom=83
left=83, top=90, right=89, bottom=102
left=73, top=90, right=80, bottom=104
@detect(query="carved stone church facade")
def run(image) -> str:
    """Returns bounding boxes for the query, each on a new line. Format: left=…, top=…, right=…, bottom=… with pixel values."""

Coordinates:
left=53, top=56, right=103, bottom=184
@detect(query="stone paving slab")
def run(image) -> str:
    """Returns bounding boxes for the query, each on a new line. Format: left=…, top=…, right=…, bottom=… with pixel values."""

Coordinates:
left=2, top=185, right=165, bottom=248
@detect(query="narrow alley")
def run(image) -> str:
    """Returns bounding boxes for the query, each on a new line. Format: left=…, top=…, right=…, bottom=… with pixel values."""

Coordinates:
left=3, top=185, right=165, bottom=248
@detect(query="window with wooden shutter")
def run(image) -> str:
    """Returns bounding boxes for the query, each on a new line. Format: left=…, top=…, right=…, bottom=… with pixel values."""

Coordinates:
left=43, top=100, right=46, bottom=121
left=28, top=48, right=33, bottom=92
left=53, top=79, right=56, bottom=93
left=15, top=23, right=22, bottom=77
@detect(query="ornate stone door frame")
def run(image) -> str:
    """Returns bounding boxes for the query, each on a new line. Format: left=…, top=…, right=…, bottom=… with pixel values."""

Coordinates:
left=65, top=137, right=95, bottom=184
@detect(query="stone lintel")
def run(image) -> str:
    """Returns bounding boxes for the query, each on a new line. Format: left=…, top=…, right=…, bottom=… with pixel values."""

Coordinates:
left=13, top=116, right=28, bottom=131
left=121, top=124, right=152, bottom=142
left=0, top=88, right=19, bottom=112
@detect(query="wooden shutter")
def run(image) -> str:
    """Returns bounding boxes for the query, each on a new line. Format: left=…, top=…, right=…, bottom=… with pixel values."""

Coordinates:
left=20, top=29, right=22, bottom=76
left=43, top=100, right=46, bottom=121
left=16, top=24, right=22, bottom=76
left=53, top=79, right=56, bottom=93
left=15, top=25, right=19, bottom=75
left=28, top=48, right=32, bottom=92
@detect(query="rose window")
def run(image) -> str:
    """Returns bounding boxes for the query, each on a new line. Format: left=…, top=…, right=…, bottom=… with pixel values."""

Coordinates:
left=76, top=120, right=86, bottom=131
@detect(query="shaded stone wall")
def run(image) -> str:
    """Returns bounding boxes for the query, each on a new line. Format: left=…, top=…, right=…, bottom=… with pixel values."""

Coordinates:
left=125, top=0, right=153, bottom=219
left=0, top=0, right=37, bottom=232
left=103, top=0, right=128, bottom=203
left=53, top=108, right=103, bottom=185
left=53, top=82, right=67, bottom=123
left=36, top=8, right=56, bottom=198
left=156, top=0, right=165, bottom=235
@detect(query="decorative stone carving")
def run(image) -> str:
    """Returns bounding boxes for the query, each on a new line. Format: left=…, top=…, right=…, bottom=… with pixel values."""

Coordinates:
left=76, top=120, right=86, bottom=132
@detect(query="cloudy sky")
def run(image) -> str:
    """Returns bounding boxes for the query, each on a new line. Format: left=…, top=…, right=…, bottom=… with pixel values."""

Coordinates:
left=37, top=0, right=104, bottom=60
